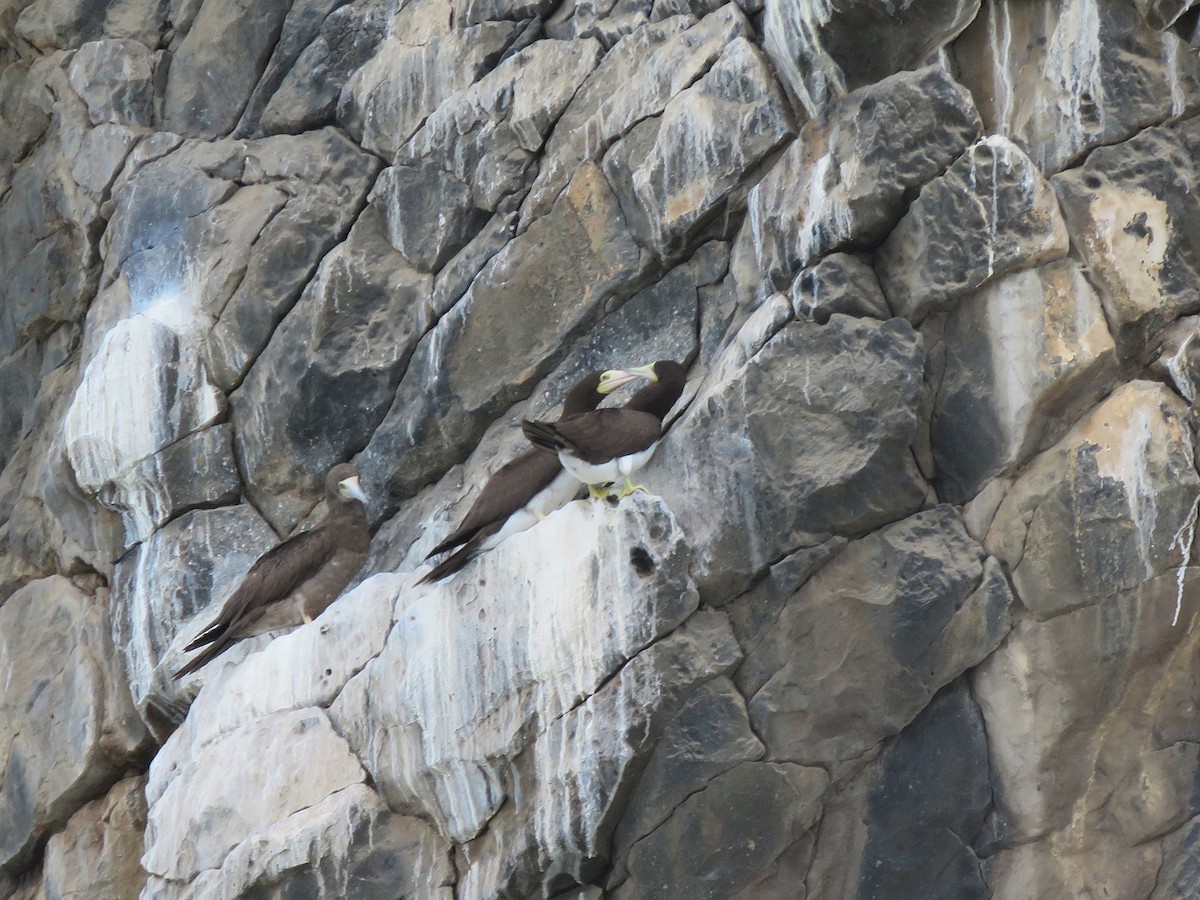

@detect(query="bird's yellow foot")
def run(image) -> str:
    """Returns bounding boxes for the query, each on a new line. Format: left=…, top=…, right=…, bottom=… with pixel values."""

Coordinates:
left=617, top=477, right=649, bottom=498
left=302, top=612, right=314, bottom=624
left=588, top=484, right=611, bottom=500
left=535, top=511, right=547, bottom=522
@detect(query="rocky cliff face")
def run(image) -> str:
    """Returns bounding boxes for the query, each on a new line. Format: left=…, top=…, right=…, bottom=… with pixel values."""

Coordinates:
left=4, top=0, right=1200, bottom=897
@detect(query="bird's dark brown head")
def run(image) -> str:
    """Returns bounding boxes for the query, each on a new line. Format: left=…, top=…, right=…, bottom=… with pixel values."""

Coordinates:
left=625, top=360, right=687, bottom=421
left=326, top=463, right=367, bottom=506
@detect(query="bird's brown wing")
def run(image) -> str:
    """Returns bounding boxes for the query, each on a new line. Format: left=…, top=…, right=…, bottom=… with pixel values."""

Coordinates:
left=183, top=526, right=334, bottom=652
left=538, top=409, right=663, bottom=464
left=426, top=450, right=561, bottom=559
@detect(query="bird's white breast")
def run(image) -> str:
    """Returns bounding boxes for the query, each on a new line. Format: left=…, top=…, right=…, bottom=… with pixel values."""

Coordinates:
left=560, top=441, right=660, bottom=485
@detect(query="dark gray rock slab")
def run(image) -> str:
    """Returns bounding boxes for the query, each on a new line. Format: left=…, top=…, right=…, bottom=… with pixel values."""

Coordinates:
left=741, top=506, right=1013, bottom=764
left=643, top=312, right=929, bottom=602
left=876, top=136, right=1069, bottom=324
left=789, top=252, right=891, bottom=322
left=614, top=761, right=827, bottom=900
left=763, top=0, right=979, bottom=116
left=736, top=65, right=981, bottom=300
left=259, top=0, right=390, bottom=135
left=14, top=0, right=166, bottom=49
left=162, top=0, right=292, bottom=137
left=354, top=162, right=645, bottom=519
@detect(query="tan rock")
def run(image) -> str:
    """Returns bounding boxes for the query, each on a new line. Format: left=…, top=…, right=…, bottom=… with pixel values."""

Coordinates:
left=43, top=776, right=147, bottom=900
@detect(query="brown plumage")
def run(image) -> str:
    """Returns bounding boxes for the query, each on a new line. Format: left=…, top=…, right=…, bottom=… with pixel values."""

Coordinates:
left=420, top=369, right=646, bottom=584
left=173, top=464, right=369, bottom=679
left=521, top=360, right=687, bottom=497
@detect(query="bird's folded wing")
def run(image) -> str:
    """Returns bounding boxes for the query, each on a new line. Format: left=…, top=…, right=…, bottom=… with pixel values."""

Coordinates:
left=184, top=526, right=333, bottom=650
left=548, top=409, right=662, bottom=464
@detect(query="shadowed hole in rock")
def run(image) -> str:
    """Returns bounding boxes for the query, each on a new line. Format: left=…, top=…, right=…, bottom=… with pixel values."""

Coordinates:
left=630, top=546, right=656, bottom=577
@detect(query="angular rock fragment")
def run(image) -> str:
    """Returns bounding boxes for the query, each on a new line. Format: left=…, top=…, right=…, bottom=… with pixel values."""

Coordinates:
left=929, top=258, right=1118, bottom=502
left=741, top=506, right=1012, bottom=764
left=67, top=39, right=155, bottom=127
left=736, top=65, right=981, bottom=299
left=0, top=577, right=148, bottom=876
left=643, top=312, right=929, bottom=601
left=985, top=380, right=1200, bottom=620
left=1054, top=123, right=1200, bottom=356
left=763, top=0, right=980, bottom=116
left=876, top=136, right=1069, bottom=324
left=42, top=776, right=148, bottom=900
left=955, top=0, right=1200, bottom=173
left=789, top=252, right=891, bottom=322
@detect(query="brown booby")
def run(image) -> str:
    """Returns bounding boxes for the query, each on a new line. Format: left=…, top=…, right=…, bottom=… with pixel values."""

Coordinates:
left=521, top=360, right=686, bottom=498
left=419, top=368, right=646, bottom=584
left=173, top=463, right=369, bottom=679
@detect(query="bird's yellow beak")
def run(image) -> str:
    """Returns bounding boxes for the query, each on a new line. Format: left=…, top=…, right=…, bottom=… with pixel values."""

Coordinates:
left=625, top=363, right=660, bottom=383
left=339, top=475, right=368, bottom=503
left=597, top=369, right=641, bottom=394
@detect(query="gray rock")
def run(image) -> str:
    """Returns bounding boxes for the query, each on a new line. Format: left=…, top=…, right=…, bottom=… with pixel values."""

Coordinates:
left=928, top=258, right=1118, bottom=502
left=70, top=123, right=140, bottom=197
left=15, top=0, right=166, bottom=49
left=231, top=201, right=433, bottom=532
left=42, top=776, right=147, bottom=900
left=381, top=37, right=601, bottom=270
left=602, top=35, right=794, bottom=259
left=0, top=577, right=148, bottom=876
left=954, top=0, right=1200, bottom=173
left=1053, top=122, right=1200, bottom=357
left=611, top=678, right=764, bottom=863
left=789, top=252, right=891, bottom=322
left=455, top=611, right=743, bottom=898
left=985, top=380, right=1200, bottom=620
left=1150, top=314, right=1200, bottom=403
left=615, top=761, right=827, bottom=900
left=354, top=162, right=644, bottom=518
left=111, top=505, right=278, bottom=730
left=523, top=6, right=751, bottom=226
left=332, top=495, right=698, bottom=843
left=259, top=0, right=390, bottom=135
left=763, top=0, right=979, bottom=116
left=737, top=65, right=981, bottom=299
left=644, top=313, right=929, bottom=602
left=66, top=39, right=155, bottom=127
left=1135, top=0, right=1195, bottom=29
left=162, top=0, right=292, bottom=137
left=337, top=22, right=521, bottom=158
left=741, top=506, right=1013, bottom=764
left=876, top=136, right=1069, bottom=324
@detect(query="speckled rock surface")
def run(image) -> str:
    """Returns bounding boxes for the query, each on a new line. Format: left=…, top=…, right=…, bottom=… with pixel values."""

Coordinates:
left=5, top=3, right=1200, bottom=898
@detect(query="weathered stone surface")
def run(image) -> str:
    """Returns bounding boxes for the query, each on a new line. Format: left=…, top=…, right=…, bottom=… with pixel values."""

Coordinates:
left=644, top=312, right=929, bottom=601
left=1151, top=314, right=1200, bottom=402
left=954, top=0, right=1200, bottom=173
left=615, top=762, right=827, bottom=899
left=805, top=680, right=991, bottom=900
left=163, top=0, right=291, bottom=137
left=763, top=0, right=979, bottom=116
left=1053, top=122, right=1200, bottom=356
left=67, top=39, right=155, bottom=127
left=338, top=22, right=520, bottom=158
left=143, top=708, right=367, bottom=881
left=0, top=577, right=147, bottom=877
left=741, top=506, right=1012, bottom=764
left=111, top=505, right=278, bottom=729
left=70, top=123, right=139, bottom=197
left=259, top=0, right=390, bottom=135
left=355, top=162, right=645, bottom=517
left=985, top=380, right=1200, bottom=620
left=14, top=0, right=165, bottom=49
left=610, top=678, right=764, bottom=869
left=603, top=36, right=792, bottom=259
left=382, top=37, right=601, bottom=271
left=877, top=136, right=1070, bottom=324
left=974, top=570, right=1200, bottom=899
left=789, top=251, right=891, bottom=322
left=523, top=6, right=751, bottom=225
left=62, top=315, right=224, bottom=547
left=333, top=495, right=697, bottom=840
left=42, top=776, right=147, bottom=900
left=928, top=258, right=1118, bottom=502
left=737, top=65, right=981, bottom=299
